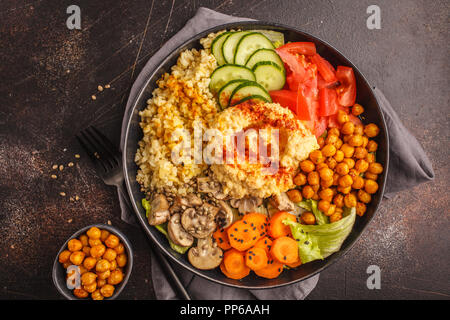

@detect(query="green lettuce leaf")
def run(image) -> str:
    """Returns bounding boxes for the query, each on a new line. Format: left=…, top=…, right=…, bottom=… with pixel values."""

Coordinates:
left=142, top=198, right=190, bottom=254
left=283, top=207, right=356, bottom=263
left=297, top=199, right=329, bottom=225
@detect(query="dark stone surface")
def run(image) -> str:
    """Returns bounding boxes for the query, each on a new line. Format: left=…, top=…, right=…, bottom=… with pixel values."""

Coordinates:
left=0, top=0, right=448, bottom=300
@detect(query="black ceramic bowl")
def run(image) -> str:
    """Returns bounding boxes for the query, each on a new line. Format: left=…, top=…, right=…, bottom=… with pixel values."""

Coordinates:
left=123, top=22, right=389, bottom=289
left=52, top=224, right=133, bottom=299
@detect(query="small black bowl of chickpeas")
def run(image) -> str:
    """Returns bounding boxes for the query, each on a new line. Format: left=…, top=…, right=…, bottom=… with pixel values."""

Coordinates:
left=52, top=224, right=133, bottom=300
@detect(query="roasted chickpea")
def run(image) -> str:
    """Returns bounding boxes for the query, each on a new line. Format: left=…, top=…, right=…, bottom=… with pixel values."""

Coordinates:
left=79, top=257, right=94, bottom=270
left=100, top=284, right=115, bottom=298
left=96, top=259, right=111, bottom=273
left=337, top=185, right=352, bottom=194
left=84, top=282, right=97, bottom=293
left=74, top=288, right=89, bottom=299
left=348, top=168, right=359, bottom=179
left=335, top=207, right=344, bottom=215
left=341, top=122, right=355, bottom=135
left=116, top=254, right=127, bottom=268
left=79, top=265, right=88, bottom=275
left=329, top=211, right=343, bottom=223
left=348, top=134, right=364, bottom=147
left=317, top=136, right=325, bottom=148
left=352, top=104, right=364, bottom=116
left=91, top=289, right=104, bottom=300
left=364, top=123, right=380, bottom=137
left=367, top=140, right=378, bottom=152
left=89, top=239, right=102, bottom=247
left=103, top=248, right=118, bottom=262
left=332, top=173, right=340, bottom=186
left=316, top=162, right=328, bottom=171
left=355, top=159, right=369, bottom=173
left=97, top=278, right=107, bottom=288
left=79, top=235, right=89, bottom=247
left=309, top=150, right=324, bottom=165
left=343, top=134, right=351, bottom=143
left=322, top=144, right=337, bottom=157
left=81, top=272, right=97, bottom=286
left=354, top=147, right=368, bottom=159
left=62, top=261, right=72, bottom=269
left=318, top=188, right=334, bottom=202
left=342, top=158, right=355, bottom=169
left=362, top=136, right=369, bottom=148
left=356, top=202, right=367, bottom=216
left=337, top=110, right=349, bottom=124
left=82, top=246, right=91, bottom=257
left=325, top=204, right=336, bottom=216
left=325, top=157, right=337, bottom=170
left=357, top=189, right=372, bottom=204
left=97, top=270, right=111, bottom=280
left=325, top=133, right=339, bottom=145
left=333, top=150, right=345, bottom=162
left=307, top=171, right=320, bottom=185
left=69, top=251, right=85, bottom=266
left=365, top=172, right=378, bottom=180
left=293, top=173, right=307, bottom=186
left=368, top=162, right=383, bottom=175
left=109, top=260, right=117, bottom=271
left=364, top=179, right=379, bottom=194
left=354, top=124, right=364, bottom=136
left=108, top=269, right=124, bottom=285
left=344, top=193, right=357, bottom=208
left=365, top=153, right=375, bottom=164
left=352, top=176, right=365, bottom=189
left=312, top=184, right=320, bottom=193
left=328, top=127, right=340, bottom=137
left=301, top=212, right=316, bottom=225
left=300, top=160, right=315, bottom=173
left=320, top=178, right=334, bottom=188
left=87, top=227, right=101, bottom=240
left=318, top=200, right=331, bottom=213
left=318, top=167, right=334, bottom=181
left=340, top=144, right=355, bottom=158
left=335, top=138, right=343, bottom=150
left=59, top=250, right=71, bottom=263
left=302, top=185, right=314, bottom=199
left=311, top=193, right=320, bottom=201
left=100, top=230, right=110, bottom=242
left=90, top=244, right=106, bottom=259
left=336, top=162, right=349, bottom=176
left=68, top=239, right=83, bottom=252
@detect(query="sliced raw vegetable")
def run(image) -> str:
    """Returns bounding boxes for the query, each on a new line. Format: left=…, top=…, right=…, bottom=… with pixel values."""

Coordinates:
left=318, top=87, right=339, bottom=117
left=227, top=219, right=261, bottom=251
left=242, top=212, right=269, bottom=238
left=229, top=81, right=271, bottom=105
left=252, top=61, right=286, bottom=91
left=231, top=94, right=269, bottom=106
left=234, top=32, right=275, bottom=65
left=222, top=31, right=251, bottom=64
left=245, top=247, right=269, bottom=271
left=209, top=64, right=255, bottom=93
left=270, top=90, right=298, bottom=115
left=217, top=79, right=246, bottom=108
left=254, top=258, right=284, bottom=279
left=220, top=261, right=250, bottom=280
left=270, top=236, right=299, bottom=264
left=268, top=211, right=297, bottom=239
left=213, top=227, right=231, bottom=250
left=245, top=48, right=284, bottom=70
left=249, top=30, right=285, bottom=47
left=223, top=248, right=247, bottom=274
left=336, top=66, right=357, bottom=106
left=277, top=42, right=316, bottom=56
left=310, top=54, right=337, bottom=83
left=211, top=31, right=232, bottom=66
left=253, top=236, right=273, bottom=254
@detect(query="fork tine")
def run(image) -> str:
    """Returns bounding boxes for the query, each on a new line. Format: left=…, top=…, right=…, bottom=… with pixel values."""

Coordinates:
left=76, top=132, right=108, bottom=172
left=88, top=126, right=121, bottom=164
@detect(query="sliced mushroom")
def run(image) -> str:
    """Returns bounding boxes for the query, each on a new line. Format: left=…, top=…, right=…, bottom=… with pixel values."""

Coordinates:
left=197, top=176, right=229, bottom=200
left=167, top=214, right=194, bottom=247
left=230, top=196, right=263, bottom=214
left=269, top=192, right=296, bottom=212
left=181, top=204, right=219, bottom=238
left=147, top=194, right=170, bottom=225
left=186, top=193, right=203, bottom=206
left=169, top=196, right=188, bottom=214
left=215, top=200, right=234, bottom=229
left=188, top=237, right=223, bottom=270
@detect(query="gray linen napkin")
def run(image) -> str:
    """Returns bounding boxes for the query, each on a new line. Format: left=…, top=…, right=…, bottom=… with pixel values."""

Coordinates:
left=118, top=7, right=434, bottom=300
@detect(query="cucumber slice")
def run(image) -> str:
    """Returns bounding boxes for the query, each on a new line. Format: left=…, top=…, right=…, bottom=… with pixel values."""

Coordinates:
left=252, top=61, right=286, bottom=91
left=248, top=30, right=285, bottom=48
left=229, top=81, right=272, bottom=106
left=217, top=79, right=247, bottom=109
left=234, top=33, right=275, bottom=65
left=209, top=64, right=255, bottom=93
left=231, top=94, right=269, bottom=106
left=222, top=31, right=251, bottom=64
left=211, top=32, right=232, bottom=66
left=245, top=48, right=284, bottom=70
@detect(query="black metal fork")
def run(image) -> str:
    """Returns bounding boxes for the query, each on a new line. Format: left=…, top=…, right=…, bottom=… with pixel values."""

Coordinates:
left=76, top=126, right=191, bottom=300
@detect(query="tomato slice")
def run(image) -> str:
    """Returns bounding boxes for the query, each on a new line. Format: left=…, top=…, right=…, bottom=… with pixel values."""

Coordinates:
left=317, top=73, right=339, bottom=89
left=335, top=66, right=356, bottom=106
left=296, top=83, right=318, bottom=122
left=270, top=90, right=298, bottom=115
left=318, top=87, right=338, bottom=117
left=314, top=116, right=328, bottom=137
left=277, top=42, right=316, bottom=56
left=276, top=49, right=306, bottom=81
left=310, top=54, right=337, bottom=83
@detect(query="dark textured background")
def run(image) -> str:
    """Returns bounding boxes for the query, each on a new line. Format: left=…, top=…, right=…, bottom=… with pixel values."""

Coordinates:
left=0, top=0, right=448, bottom=300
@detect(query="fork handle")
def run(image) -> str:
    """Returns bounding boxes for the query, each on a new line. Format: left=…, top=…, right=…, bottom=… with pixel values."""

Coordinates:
left=118, top=182, right=192, bottom=300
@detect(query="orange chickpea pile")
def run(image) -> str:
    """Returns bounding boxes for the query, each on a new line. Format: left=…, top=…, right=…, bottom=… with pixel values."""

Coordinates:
left=58, top=227, right=128, bottom=300
left=290, top=104, right=383, bottom=223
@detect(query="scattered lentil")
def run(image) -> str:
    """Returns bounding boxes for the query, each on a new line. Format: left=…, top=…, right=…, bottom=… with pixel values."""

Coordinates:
left=52, top=164, right=58, bottom=170
left=59, top=165, right=64, bottom=171
left=105, top=84, right=110, bottom=89
left=91, top=95, right=96, bottom=100
left=60, top=192, right=66, bottom=197
left=75, top=154, right=80, bottom=159
left=97, top=85, right=104, bottom=91
left=51, top=174, right=57, bottom=179
left=68, top=162, right=74, bottom=167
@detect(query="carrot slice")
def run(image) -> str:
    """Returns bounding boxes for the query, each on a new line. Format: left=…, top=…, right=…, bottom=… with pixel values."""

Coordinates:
left=270, top=236, right=299, bottom=264
left=227, top=219, right=261, bottom=251
left=223, top=249, right=247, bottom=275
left=213, top=227, right=231, bottom=250
left=253, top=236, right=273, bottom=254
left=242, top=213, right=269, bottom=238
left=245, top=247, right=268, bottom=271
left=285, top=257, right=302, bottom=269
left=268, top=211, right=297, bottom=239
left=220, top=261, right=250, bottom=280
left=254, top=258, right=284, bottom=279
